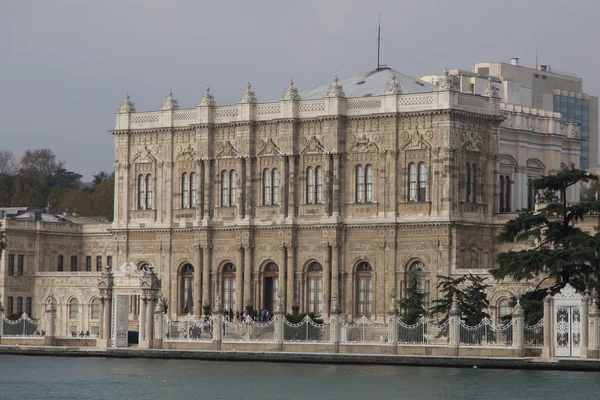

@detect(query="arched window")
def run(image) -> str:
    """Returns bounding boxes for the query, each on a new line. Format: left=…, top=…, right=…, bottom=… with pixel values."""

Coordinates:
left=356, top=262, right=373, bottom=316
left=306, top=167, right=315, bottom=204
left=221, top=170, right=229, bottom=207
left=26, top=297, right=32, bottom=317
left=465, top=163, right=471, bottom=202
left=504, top=175, right=511, bottom=212
left=263, top=169, right=272, bottom=205
left=145, top=174, right=153, bottom=209
left=190, top=172, right=197, bottom=208
left=91, top=298, right=101, bottom=320
left=365, top=165, right=373, bottom=202
left=16, top=297, right=23, bottom=314
left=181, top=264, right=194, bottom=314
left=230, top=170, right=237, bottom=206
left=272, top=168, right=279, bottom=205
left=315, top=167, right=323, bottom=203
left=356, top=165, right=364, bottom=203
left=222, top=263, right=236, bottom=312
left=418, top=163, right=427, bottom=201
left=69, top=298, right=79, bottom=320
left=499, top=176, right=505, bottom=212
left=7, top=297, right=13, bottom=316
left=137, top=174, right=145, bottom=210
left=58, top=255, right=64, bottom=272
left=307, top=262, right=323, bottom=315
left=408, top=261, right=429, bottom=310
left=471, top=164, right=476, bottom=204
left=182, top=173, right=189, bottom=209
left=408, top=163, right=417, bottom=201
left=498, top=299, right=512, bottom=324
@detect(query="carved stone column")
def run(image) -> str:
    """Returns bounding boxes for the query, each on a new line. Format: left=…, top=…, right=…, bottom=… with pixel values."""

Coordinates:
left=113, top=163, right=120, bottom=223
left=279, top=155, right=287, bottom=218
left=287, top=155, right=296, bottom=220
left=244, top=245, right=252, bottom=311
left=44, top=300, right=57, bottom=346
left=280, top=244, right=287, bottom=311
left=449, top=296, right=460, bottom=356
left=323, top=153, right=332, bottom=216
left=194, top=244, right=201, bottom=315
left=387, top=290, right=399, bottom=354
left=286, top=242, right=295, bottom=314
left=542, top=291, right=553, bottom=358
left=245, top=157, right=253, bottom=220
left=332, top=153, right=341, bottom=217
left=202, top=246, right=211, bottom=309
left=331, top=242, right=340, bottom=300
left=122, top=163, right=130, bottom=224
left=212, top=296, right=223, bottom=350
left=236, top=157, right=244, bottom=218
left=236, top=246, right=244, bottom=313
left=588, top=298, right=599, bottom=359
left=97, top=266, right=114, bottom=348
left=581, top=292, right=589, bottom=358
left=330, top=296, right=341, bottom=353
left=202, top=158, right=211, bottom=221
left=322, top=243, right=331, bottom=318
left=139, top=266, right=162, bottom=349
left=512, top=299, right=525, bottom=356
left=195, top=159, right=202, bottom=220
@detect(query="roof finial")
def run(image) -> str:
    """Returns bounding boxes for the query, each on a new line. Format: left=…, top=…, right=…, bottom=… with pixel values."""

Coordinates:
left=327, top=75, right=345, bottom=97
left=240, top=82, right=257, bottom=103
left=199, top=85, right=216, bottom=106
left=118, top=92, right=135, bottom=113
left=282, top=78, right=301, bottom=101
left=161, top=89, right=179, bottom=110
left=385, top=75, right=402, bottom=95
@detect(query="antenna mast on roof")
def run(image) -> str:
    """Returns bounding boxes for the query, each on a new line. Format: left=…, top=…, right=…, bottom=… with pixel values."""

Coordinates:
left=377, top=14, right=381, bottom=70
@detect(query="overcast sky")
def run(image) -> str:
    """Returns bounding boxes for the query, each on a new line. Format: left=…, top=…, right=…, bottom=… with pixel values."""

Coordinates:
left=2, top=0, right=599, bottom=180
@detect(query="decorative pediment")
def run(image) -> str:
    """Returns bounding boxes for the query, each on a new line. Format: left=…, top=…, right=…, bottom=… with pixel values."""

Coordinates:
left=461, top=131, right=483, bottom=151
left=349, top=134, right=379, bottom=153
left=131, top=146, right=157, bottom=164
left=216, top=141, right=239, bottom=158
left=177, top=144, right=196, bottom=161
left=401, top=131, right=430, bottom=150
left=113, top=262, right=142, bottom=277
left=301, top=136, right=325, bottom=154
left=257, top=138, right=282, bottom=156
left=554, top=283, right=582, bottom=299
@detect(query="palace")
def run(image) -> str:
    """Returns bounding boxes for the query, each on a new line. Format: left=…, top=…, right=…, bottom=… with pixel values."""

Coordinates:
left=0, top=65, right=588, bottom=337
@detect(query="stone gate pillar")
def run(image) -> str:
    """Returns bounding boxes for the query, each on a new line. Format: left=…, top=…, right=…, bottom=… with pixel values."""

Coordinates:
left=329, top=296, right=341, bottom=353
left=212, top=294, right=223, bottom=350
left=274, top=292, right=284, bottom=351
left=153, top=300, right=165, bottom=349
left=542, top=290, right=553, bottom=358
left=97, top=266, right=114, bottom=348
left=588, top=298, right=599, bottom=359
left=44, top=299, right=57, bottom=346
left=511, top=299, right=525, bottom=356
left=581, top=292, right=590, bottom=358
left=0, top=301, right=4, bottom=340
left=387, top=289, right=399, bottom=354
left=139, top=266, right=161, bottom=349
left=448, top=296, right=460, bottom=357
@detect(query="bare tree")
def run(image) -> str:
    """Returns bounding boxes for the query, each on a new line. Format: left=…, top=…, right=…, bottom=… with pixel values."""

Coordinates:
left=19, top=148, right=64, bottom=176
left=0, top=150, right=18, bottom=175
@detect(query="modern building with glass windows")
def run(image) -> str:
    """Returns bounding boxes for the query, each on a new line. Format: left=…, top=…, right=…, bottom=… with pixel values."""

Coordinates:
left=0, top=64, right=586, bottom=338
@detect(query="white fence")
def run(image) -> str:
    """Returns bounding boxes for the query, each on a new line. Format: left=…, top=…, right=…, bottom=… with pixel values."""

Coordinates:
left=340, top=316, right=389, bottom=344
left=223, top=316, right=275, bottom=343
left=2, top=313, right=45, bottom=337
left=284, top=316, right=331, bottom=343
left=397, top=317, right=449, bottom=346
left=524, top=319, right=544, bottom=348
left=164, top=314, right=213, bottom=342
left=459, top=318, right=513, bottom=347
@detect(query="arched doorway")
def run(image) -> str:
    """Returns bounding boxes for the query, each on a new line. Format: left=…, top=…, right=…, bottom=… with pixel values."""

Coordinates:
left=263, top=262, right=279, bottom=312
left=306, top=262, right=323, bottom=315
left=222, top=263, right=236, bottom=313
left=180, top=264, right=194, bottom=314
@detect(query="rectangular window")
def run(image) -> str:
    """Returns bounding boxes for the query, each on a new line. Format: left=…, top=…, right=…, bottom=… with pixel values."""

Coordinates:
left=358, top=277, right=373, bottom=315
left=107, top=256, right=113, bottom=269
left=86, top=256, right=92, bottom=272
left=96, top=256, right=102, bottom=272
left=17, top=255, right=24, bottom=276
left=7, top=297, right=13, bottom=316
left=8, top=254, right=14, bottom=275
left=308, top=277, right=323, bottom=315
left=223, top=277, right=236, bottom=312
left=58, top=255, right=64, bottom=272
left=26, top=297, right=32, bottom=317
left=17, top=297, right=23, bottom=314
left=71, top=255, right=78, bottom=272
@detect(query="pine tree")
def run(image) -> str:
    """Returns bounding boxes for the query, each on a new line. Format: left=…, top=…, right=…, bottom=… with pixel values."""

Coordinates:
left=398, top=271, right=426, bottom=324
left=430, top=274, right=490, bottom=325
left=492, top=168, right=600, bottom=293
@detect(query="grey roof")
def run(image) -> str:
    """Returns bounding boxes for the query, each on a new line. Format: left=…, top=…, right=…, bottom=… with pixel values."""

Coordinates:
left=301, top=68, right=435, bottom=100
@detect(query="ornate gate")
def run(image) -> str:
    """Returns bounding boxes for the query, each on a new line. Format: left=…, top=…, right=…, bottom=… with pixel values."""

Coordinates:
left=553, top=284, right=582, bottom=357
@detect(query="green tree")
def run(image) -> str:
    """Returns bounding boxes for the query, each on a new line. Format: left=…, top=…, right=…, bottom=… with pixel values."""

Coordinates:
left=492, top=168, right=600, bottom=293
left=430, top=274, right=490, bottom=325
left=398, top=271, right=426, bottom=324
left=90, top=176, right=114, bottom=220
left=0, top=222, right=6, bottom=259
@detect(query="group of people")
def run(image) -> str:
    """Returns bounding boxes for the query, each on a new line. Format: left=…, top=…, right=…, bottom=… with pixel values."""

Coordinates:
left=224, top=308, right=273, bottom=322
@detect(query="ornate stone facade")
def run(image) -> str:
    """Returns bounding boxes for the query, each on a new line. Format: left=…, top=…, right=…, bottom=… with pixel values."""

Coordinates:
left=0, top=67, right=585, bottom=335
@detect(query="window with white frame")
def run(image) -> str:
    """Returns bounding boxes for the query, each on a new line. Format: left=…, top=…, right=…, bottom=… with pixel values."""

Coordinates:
left=356, top=262, right=373, bottom=315
left=307, top=262, right=323, bottom=315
